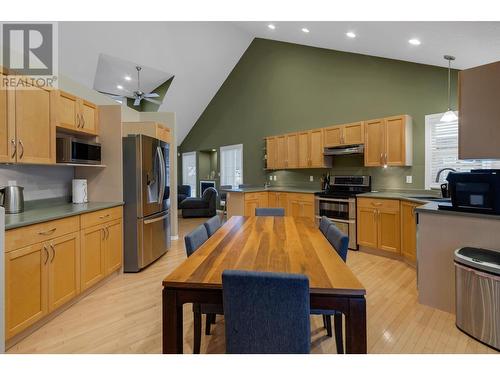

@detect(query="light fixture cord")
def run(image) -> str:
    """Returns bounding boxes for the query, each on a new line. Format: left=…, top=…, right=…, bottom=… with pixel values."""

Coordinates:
left=447, top=59, right=451, bottom=110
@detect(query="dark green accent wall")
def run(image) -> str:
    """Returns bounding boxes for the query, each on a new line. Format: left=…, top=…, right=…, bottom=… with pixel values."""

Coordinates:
left=179, top=38, right=458, bottom=190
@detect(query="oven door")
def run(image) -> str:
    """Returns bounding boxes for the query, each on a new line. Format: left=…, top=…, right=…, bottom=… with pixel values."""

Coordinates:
left=318, top=199, right=350, bottom=220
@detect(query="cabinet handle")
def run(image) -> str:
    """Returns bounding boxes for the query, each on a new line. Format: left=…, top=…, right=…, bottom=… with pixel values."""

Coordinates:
left=18, top=140, right=24, bottom=159
left=101, top=228, right=106, bottom=240
left=384, top=153, right=388, bottom=165
left=82, top=114, right=85, bottom=128
left=76, top=114, right=80, bottom=128
left=43, top=244, right=49, bottom=265
left=371, top=202, right=382, bottom=206
left=38, top=227, right=56, bottom=235
left=105, top=227, right=109, bottom=240
left=50, top=243, right=55, bottom=263
left=10, top=139, right=16, bottom=158
left=99, top=214, right=110, bottom=219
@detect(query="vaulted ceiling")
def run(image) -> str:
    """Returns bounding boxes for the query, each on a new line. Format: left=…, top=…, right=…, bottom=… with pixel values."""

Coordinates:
left=58, top=22, right=500, bottom=145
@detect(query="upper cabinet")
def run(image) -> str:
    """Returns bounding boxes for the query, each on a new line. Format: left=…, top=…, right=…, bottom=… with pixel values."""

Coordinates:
left=0, top=72, right=9, bottom=162
left=57, top=91, right=98, bottom=136
left=323, top=122, right=364, bottom=147
left=123, top=121, right=172, bottom=143
left=9, top=81, right=57, bottom=164
left=459, top=61, right=500, bottom=159
left=364, top=115, right=412, bottom=167
left=285, top=133, right=299, bottom=168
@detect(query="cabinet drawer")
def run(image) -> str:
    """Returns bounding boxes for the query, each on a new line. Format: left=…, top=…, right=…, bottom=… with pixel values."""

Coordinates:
left=244, top=192, right=268, bottom=201
left=6, top=216, right=79, bottom=252
left=357, top=197, right=400, bottom=210
left=286, top=193, right=314, bottom=203
left=80, top=206, right=123, bottom=229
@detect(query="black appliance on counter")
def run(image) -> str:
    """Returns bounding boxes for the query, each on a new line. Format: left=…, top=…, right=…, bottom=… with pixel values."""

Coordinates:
left=439, top=169, right=500, bottom=215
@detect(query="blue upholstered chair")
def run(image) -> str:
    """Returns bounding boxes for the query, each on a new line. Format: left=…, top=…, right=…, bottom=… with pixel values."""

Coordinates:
left=204, top=215, right=222, bottom=237
left=184, top=224, right=223, bottom=353
left=222, top=270, right=311, bottom=354
left=319, top=216, right=331, bottom=236
left=255, top=207, right=285, bottom=217
left=312, top=222, right=350, bottom=353
left=184, top=224, right=209, bottom=257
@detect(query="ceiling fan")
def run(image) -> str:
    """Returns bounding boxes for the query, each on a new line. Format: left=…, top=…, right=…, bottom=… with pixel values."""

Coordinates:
left=110, top=66, right=162, bottom=106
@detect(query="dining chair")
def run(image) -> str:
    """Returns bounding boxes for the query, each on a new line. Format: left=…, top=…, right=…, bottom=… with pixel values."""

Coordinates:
left=255, top=207, right=285, bottom=216
left=204, top=215, right=222, bottom=237
left=319, top=216, right=331, bottom=235
left=184, top=224, right=223, bottom=353
left=312, top=222, right=349, bottom=354
left=222, top=270, right=311, bottom=354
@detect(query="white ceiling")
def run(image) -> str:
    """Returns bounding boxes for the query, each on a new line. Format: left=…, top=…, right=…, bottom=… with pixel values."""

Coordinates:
left=93, top=53, right=174, bottom=97
left=234, top=21, right=500, bottom=69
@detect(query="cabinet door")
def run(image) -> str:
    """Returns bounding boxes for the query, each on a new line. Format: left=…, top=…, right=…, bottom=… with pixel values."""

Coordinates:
left=385, top=115, right=406, bottom=166
left=58, top=91, right=78, bottom=131
left=343, top=122, right=364, bottom=145
left=105, top=219, right=123, bottom=275
left=323, top=126, right=343, bottom=147
left=81, top=225, right=106, bottom=291
left=301, top=199, right=315, bottom=220
left=401, top=202, right=418, bottom=262
left=286, top=133, right=298, bottom=168
left=309, top=129, right=324, bottom=168
left=5, top=242, right=49, bottom=339
left=48, top=232, right=80, bottom=312
left=288, top=198, right=302, bottom=218
left=80, top=100, right=98, bottom=134
left=0, top=72, right=13, bottom=162
left=357, top=207, right=378, bottom=248
left=266, top=137, right=277, bottom=169
left=378, top=208, right=401, bottom=253
left=244, top=199, right=259, bottom=216
left=276, top=135, right=287, bottom=169
left=277, top=193, right=288, bottom=215
left=364, top=119, right=385, bottom=167
left=268, top=192, right=278, bottom=207
left=15, top=85, right=55, bottom=164
left=297, top=131, right=310, bottom=168
left=257, top=192, right=269, bottom=208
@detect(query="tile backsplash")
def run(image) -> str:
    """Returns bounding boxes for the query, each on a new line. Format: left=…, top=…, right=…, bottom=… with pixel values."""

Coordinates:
left=0, top=165, right=74, bottom=201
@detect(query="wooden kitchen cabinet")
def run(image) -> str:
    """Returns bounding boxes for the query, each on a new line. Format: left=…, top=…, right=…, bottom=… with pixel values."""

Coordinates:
left=323, top=122, right=364, bottom=148
left=357, top=197, right=400, bottom=253
left=323, top=125, right=343, bottom=147
left=105, top=219, right=123, bottom=275
left=12, top=83, right=56, bottom=164
left=57, top=91, right=98, bottom=135
left=80, top=100, right=98, bottom=134
left=123, top=121, right=172, bottom=143
left=5, top=242, right=49, bottom=339
left=287, top=193, right=315, bottom=220
left=364, top=115, right=412, bottom=167
left=285, top=133, right=299, bottom=168
left=276, top=135, right=287, bottom=169
left=80, top=224, right=106, bottom=291
left=309, top=128, right=325, bottom=167
left=244, top=192, right=269, bottom=216
left=48, top=232, right=81, bottom=312
left=266, top=136, right=277, bottom=169
left=268, top=191, right=289, bottom=215
left=0, top=72, right=10, bottom=162
left=298, top=131, right=309, bottom=168
left=400, top=201, right=419, bottom=262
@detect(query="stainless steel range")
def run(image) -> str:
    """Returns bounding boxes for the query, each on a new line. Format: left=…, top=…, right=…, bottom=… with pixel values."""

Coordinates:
left=315, top=175, right=371, bottom=250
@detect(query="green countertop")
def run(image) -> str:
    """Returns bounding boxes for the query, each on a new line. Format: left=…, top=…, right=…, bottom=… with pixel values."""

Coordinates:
left=5, top=198, right=124, bottom=230
left=356, top=191, right=442, bottom=204
left=222, top=186, right=321, bottom=194
left=415, top=201, right=500, bottom=220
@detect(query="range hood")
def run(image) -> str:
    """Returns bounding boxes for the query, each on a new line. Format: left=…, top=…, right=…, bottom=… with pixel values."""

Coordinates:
left=324, top=144, right=364, bottom=156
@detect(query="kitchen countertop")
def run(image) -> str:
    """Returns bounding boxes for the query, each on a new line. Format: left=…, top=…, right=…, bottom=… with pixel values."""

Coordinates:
left=357, top=191, right=442, bottom=204
left=221, top=186, right=321, bottom=194
left=415, top=201, right=500, bottom=220
left=5, top=198, right=124, bottom=230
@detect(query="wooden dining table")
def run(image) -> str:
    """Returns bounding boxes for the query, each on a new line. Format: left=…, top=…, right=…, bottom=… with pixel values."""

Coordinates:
left=162, top=216, right=367, bottom=354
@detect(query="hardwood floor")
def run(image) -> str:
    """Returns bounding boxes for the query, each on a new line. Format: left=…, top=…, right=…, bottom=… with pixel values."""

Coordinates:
left=7, top=217, right=496, bottom=354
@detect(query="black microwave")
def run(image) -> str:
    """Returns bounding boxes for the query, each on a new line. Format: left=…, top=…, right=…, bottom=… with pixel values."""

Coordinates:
left=446, top=170, right=500, bottom=214
left=56, top=137, right=101, bottom=165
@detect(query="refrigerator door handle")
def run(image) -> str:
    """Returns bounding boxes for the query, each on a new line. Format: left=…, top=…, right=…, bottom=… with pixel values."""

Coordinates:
left=156, top=146, right=166, bottom=205
left=143, top=213, right=169, bottom=225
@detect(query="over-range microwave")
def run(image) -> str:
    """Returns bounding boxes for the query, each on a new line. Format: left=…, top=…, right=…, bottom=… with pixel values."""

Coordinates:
left=56, top=137, right=102, bottom=165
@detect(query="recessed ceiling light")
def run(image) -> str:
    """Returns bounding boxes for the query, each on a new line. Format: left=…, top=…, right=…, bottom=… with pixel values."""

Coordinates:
left=301, top=28, right=310, bottom=33
left=408, top=38, right=421, bottom=46
left=124, top=75, right=132, bottom=81
left=346, top=31, right=356, bottom=38
left=117, top=85, right=123, bottom=90
left=267, top=24, right=276, bottom=30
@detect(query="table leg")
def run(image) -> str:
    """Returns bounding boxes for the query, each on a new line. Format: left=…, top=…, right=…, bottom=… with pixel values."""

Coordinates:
left=162, top=287, right=184, bottom=354
left=345, top=296, right=367, bottom=354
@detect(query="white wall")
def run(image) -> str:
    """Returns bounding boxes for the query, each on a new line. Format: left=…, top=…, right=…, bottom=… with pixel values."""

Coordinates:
left=58, top=22, right=253, bottom=144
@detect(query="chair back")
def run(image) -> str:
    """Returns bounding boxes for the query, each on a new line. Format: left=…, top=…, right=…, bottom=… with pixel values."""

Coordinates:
left=238, top=184, right=252, bottom=189
left=255, top=207, right=285, bottom=217
left=319, top=216, right=330, bottom=235
left=326, top=224, right=349, bottom=262
left=204, top=215, right=222, bottom=237
left=184, top=224, right=209, bottom=257
left=222, top=270, right=310, bottom=354
left=202, top=187, right=218, bottom=211
left=178, top=185, right=191, bottom=197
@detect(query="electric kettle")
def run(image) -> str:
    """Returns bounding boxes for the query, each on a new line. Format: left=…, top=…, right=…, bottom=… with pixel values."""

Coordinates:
left=0, top=184, right=25, bottom=214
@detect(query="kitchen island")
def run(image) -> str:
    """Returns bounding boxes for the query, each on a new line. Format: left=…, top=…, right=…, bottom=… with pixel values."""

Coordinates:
left=415, top=202, right=500, bottom=313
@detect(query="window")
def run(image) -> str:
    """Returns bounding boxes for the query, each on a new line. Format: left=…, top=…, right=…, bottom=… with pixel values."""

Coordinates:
left=220, top=144, right=243, bottom=188
left=182, top=151, right=197, bottom=197
left=425, top=112, right=500, bottom=189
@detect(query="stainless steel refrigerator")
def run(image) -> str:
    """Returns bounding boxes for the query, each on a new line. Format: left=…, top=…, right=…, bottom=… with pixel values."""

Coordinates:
left=123, top=134, right=171, bottom=272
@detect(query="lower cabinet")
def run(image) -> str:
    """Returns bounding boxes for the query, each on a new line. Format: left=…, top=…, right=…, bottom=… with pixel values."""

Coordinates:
left=244, top=192, right=269, bottom=216
left=400, top=201, right=419, bottom=262
left=5, top=207, right=123, bottom=341
left=268, top=192, right=289, bottom=215
left=242, top=191, right=315, bottom=220
left=288, top=193, right=315, bottom=220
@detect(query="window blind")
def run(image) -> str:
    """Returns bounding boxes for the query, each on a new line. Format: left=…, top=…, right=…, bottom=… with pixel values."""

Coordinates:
left=220, top=144, right=243, bottom=188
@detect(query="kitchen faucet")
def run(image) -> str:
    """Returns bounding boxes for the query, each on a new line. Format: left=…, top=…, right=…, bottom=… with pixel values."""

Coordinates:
left=435, top=168, right=456, bottom=183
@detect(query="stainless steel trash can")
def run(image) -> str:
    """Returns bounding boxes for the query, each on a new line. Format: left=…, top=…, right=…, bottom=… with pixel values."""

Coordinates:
left=454, top=247, right=500, bottom=350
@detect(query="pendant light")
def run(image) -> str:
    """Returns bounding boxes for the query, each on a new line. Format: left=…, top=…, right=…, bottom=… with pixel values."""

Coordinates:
left=440, top=55, right=458, bottom=122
